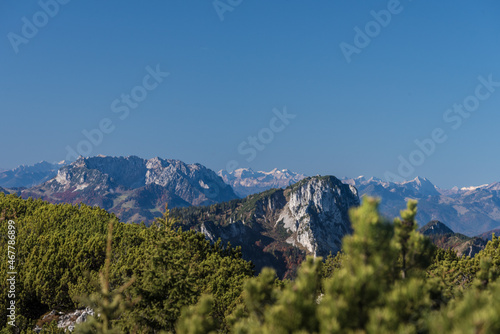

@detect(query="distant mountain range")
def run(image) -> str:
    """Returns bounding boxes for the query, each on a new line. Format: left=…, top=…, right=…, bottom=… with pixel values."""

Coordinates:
left=0, top=161, right=68, bottom=188
left=1, top=158, right=361, bottom=277
left=3, top=156, right=500, bottom=277
left=20, top=156, right=237, bottom=223
left=343, top=176, right=500, bottom=236
left=218, top=168, right=306, bottom=197
left=2, top=158, right=500, bottom=237
left=217, top=170, right=500, bottom=236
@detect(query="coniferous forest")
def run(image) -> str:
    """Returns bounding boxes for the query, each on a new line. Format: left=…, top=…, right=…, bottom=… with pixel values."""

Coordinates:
left=2, top=193, right=500, bottom=333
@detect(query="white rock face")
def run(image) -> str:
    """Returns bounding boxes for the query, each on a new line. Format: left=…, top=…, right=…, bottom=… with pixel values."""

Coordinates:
left=48, top=155, right=235, bottom=202
left=199, top=176, right=359, bottom=261
left=278, top=177, right=359, bottom=256
left=74, top=183, right=89, bottom=191
left=34, top=308, right=95, bottom=333
left=57, top=308, right=95, bottom=331
left=55, top=170, right=69, bottom=186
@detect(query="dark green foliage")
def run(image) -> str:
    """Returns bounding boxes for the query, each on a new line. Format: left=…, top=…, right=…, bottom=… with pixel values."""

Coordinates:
left=171, top=198, right=244, bottom=229
left=74, top=221, right=138, bottom=334
left=321, top=252, right=343, bottom=280
left=0, top=194, right=253, bottom=332
left=223, top=258, right=322, bottom=334
left=4, top=192, right=500, bottom=333
left=0, top=194, right=114, bottom=330
left=428, top=236, right=500, bottom=332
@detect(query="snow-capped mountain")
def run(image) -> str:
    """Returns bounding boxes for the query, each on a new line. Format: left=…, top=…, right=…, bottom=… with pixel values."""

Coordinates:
left=484, top=182, right=500, bottom=191
left=342, top=176, right=500, bottom=236
left=0, top=160, right=68, bottom=188
left=343, top=176, right=440, bottom=197
left=22, top=156, right=237, bottom=223
left=400, top=176, right=440, bottom=196
left=218, top=168, right=307, bottom=197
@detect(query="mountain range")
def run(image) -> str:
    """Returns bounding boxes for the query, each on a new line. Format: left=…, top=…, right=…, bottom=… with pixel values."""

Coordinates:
left=1, top=157, right=361, bottom=277
left=218, top=168, right=306, bottom=197
left=0, top=187, right=13, bottom=195
left=218, top=170, right=500, bottom=236
left=2, top=157, right=500, bottom=237
left=20, top=156, right=237, bottom=223
left=0, top=160, right=68, bottom=188
left=3, top=156, right=500, bottom=277
left=343, top=176, right=500, bottom=236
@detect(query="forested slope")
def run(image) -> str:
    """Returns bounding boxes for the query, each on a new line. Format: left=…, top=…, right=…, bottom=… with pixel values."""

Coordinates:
left=0, top=194, right=253, bottom=333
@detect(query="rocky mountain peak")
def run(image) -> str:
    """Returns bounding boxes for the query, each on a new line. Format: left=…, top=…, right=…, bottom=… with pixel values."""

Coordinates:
left=279, top=176, right=359, bottom=256
left=401, top=176, right=439, bottom=196
left=22, top=156, right=237, bottom=223
left=420, top=220, right=454, bottom=236
left=179, top=175, right=360, bottom=277
left=419, top=220, right=488, bottom=257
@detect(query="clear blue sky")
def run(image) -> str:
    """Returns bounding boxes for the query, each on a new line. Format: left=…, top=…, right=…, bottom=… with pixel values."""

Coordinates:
left=1, top=0, right=499, bottom=188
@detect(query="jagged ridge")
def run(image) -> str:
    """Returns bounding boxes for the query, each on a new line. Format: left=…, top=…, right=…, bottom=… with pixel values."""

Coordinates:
left=22, top=156, right=237, bottom=223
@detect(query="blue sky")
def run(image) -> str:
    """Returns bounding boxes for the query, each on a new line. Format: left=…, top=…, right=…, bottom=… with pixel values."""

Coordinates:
left=1, top=0, right=500, bottom=188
